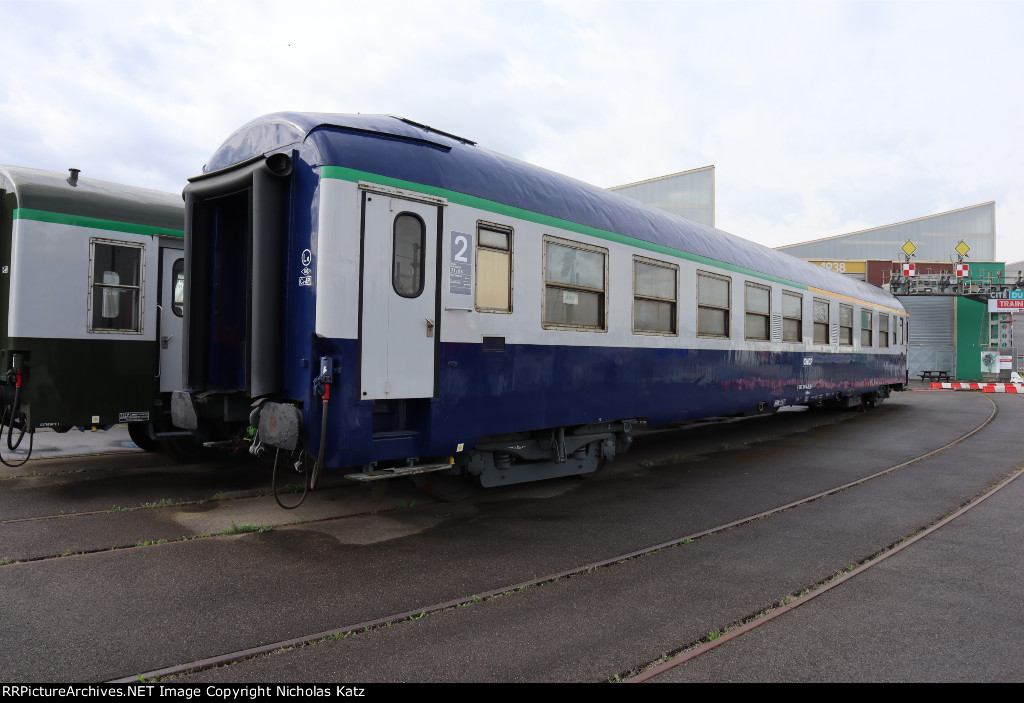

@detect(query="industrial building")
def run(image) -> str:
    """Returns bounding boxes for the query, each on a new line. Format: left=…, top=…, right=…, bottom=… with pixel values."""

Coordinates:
left=609, top=166, right=715, bottom=228
left=776, top=202, right=1011, bottom=381
left=611, top=175, right=1010, bottom=381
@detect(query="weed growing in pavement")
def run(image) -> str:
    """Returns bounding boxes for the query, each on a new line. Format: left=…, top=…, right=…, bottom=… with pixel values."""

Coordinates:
left=707, top=630, right=721, bottom=641
left=107, top=506, right=130, bottom=513
left=396, top=499, right=417, bottom=509
left=681, top=538, right=693, bottom=544
left=140, top=497, right=183, bottom=509
left=0, top=558, right=11, bottom=565
left=217, top=523, right=273, bottom=535
left=638, top=459, right=654, bottom=468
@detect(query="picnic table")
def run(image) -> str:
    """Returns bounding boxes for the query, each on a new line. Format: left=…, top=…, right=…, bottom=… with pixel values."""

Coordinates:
left=919, top=370, right=951, bottom=382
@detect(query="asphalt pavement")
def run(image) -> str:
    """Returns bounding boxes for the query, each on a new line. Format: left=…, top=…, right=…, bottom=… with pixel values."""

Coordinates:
left=1, top=390, right=1021, bottom=682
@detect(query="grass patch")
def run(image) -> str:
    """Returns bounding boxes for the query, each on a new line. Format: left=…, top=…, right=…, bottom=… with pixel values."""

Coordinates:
left=217, top=523, right=273, bottom=535
left=140, top=497, right=186, bottom=510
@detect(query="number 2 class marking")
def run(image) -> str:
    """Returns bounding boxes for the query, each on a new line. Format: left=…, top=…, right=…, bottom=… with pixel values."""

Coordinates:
left=453, top=235, right=469, bottom=263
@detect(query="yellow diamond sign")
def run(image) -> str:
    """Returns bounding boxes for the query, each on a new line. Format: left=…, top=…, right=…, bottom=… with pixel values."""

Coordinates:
left=955, top=241, right=971, bottom=257
left=901, top=240, right=917, bottom=257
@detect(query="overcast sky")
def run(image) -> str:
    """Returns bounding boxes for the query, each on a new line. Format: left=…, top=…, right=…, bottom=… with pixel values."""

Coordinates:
left=3, top=0, right=1022, bottom=261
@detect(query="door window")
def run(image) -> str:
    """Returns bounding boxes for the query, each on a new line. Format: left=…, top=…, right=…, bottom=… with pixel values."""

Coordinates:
left=172, top=258, right=184, bottom=317
left=393, top=213, right=425, bottom=298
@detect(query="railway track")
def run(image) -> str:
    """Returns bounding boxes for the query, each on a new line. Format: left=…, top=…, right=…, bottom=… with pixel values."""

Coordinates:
left=0, top=403, right=861, bottom=564
left=84, top=391, right=1008, bottom=683
left=624, top=456, right=1024, bottom=681
left=2, top=391, right=1016, bottom=682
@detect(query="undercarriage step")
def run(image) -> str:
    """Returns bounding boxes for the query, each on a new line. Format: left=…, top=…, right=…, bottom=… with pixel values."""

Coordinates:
left=344, top=462, right=454, bottom=482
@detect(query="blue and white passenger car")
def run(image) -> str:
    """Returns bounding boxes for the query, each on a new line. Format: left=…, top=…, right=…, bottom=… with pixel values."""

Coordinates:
left=172, top=113, right=907, bottom=489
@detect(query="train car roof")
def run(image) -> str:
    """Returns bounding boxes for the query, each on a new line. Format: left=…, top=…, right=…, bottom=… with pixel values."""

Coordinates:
left=0, top=165, right=183, bottom=232
left=203, top=113, right=902, bottom=309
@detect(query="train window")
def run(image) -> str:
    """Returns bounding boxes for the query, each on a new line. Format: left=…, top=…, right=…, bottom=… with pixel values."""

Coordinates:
left=393, top=213, right=425, bottom=298
left=838, top=304, right=854, bottom=346
left=543, top=236, right=607, bottom=330
left=879, top=314, right=889, bottom=348
left=172, top=258, right=184, bottom=318
left=861, top=309, right=873, bottom=347
left=697, top=271, right=730, bottom=338
left=782, top=291, right=803, bottom=342
left=744, top=282, right=771, bottom=340
left=633, top=257, right=677, bottom=335
left=476, top=223, right=513, bottom=313
left=88, top=239, right=144, bottom=333
left=813, top=298, right=829, bottom=344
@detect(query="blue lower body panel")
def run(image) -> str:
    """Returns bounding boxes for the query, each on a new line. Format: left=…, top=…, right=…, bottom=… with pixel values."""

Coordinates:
left=304, top=340, right=905, bottom=470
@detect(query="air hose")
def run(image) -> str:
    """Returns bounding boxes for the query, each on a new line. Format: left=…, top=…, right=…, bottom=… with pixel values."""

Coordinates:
left=272, top=447, right=309, bottom=510
left=310, top=381, right=329, bottom=491
left=271, top=374, right=330, bottom=509
left=8, top=371, right=26, bottom=450
left=0, top=367, right=32, bottom=468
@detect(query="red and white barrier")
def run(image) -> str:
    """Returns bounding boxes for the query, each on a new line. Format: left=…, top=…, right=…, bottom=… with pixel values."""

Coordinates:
left=929, top=382, right=1024, bottom=393
left=983, top=384, right=1024, bottom=393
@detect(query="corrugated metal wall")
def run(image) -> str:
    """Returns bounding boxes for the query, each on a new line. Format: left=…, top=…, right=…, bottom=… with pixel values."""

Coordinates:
left=609, top=166, right=715, bottom=227
left=1013, top=314, right=1024, bottom=371
left=777, top=202, right=996, bottom=262
left=901, top=296, right=955, bottom=378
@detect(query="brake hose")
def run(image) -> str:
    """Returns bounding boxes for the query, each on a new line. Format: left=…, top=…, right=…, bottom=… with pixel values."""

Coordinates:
left=310, top=380, right=329, bottom=491
left=271, top=363, right=332, bottom=508
left=272, top=447, right=310, bottom=510
left=0, top=370, right=32, bottom=468
left=7, top=371, right=26, bottom=450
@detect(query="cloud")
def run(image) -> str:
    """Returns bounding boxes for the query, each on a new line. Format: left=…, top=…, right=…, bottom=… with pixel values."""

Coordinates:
left=1, top=0, right=1021, bottom=261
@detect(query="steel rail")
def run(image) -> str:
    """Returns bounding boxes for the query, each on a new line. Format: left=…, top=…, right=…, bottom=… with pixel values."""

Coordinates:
left=627, top=441, right=1022, bottom=682
left=110, top=397, right=998, bottom=683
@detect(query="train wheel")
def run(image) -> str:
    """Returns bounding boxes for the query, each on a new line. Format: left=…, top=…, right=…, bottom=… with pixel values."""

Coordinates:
left=127, top=422, right=162, bottom=453
left=410, top=473, right=480, bottom=502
